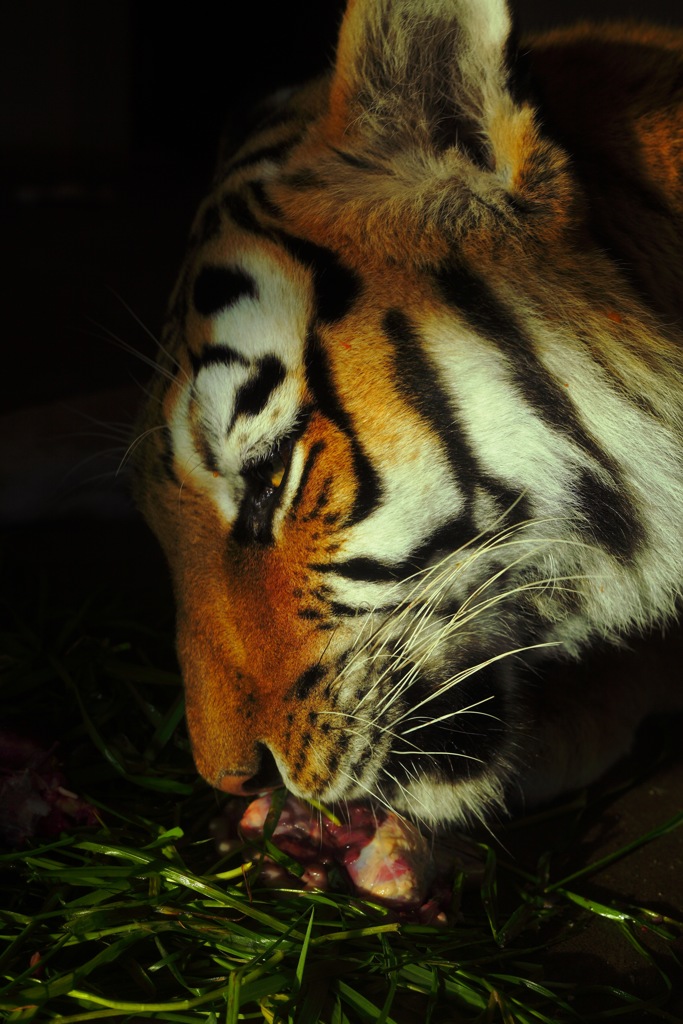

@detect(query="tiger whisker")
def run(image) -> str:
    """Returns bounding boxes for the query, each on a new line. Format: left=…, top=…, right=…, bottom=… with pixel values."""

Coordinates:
left=350, top=553, right=581, bottom=727
left=401, top=705, right=501, bottom=737
left=380, top=768, right=432, bottom=830
left=349, top=518, right=574, bottom=686
left=320, top=708, right=416, bottom=747
left=176, top=454, right=208, bottom=504
left=106, top=288, right=166, bottom=350
left=57, top=445, right=127, bottom=480
left=323, top=710, right=492, bottom=786
left=117, top=423, right=170, bottom=476
left=105, top=287, right=193, bottom=386
left=87, top=316, right=188, bottom=388
left=389, top=747, right=485, bottom=759
left=392, top=642, right=557, bottom=730
left=337, top=769, right=399, bottom=818
left=346, top=515, right=542, bottom=662
left=348, top=566, right=473, bottom=708
left=444, top=576, right=587, bottom=635
left=383, top=565, right=586, bottom=673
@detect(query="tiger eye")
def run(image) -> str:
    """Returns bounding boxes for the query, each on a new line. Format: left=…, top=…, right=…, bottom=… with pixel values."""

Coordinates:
left=268, top=453, right=287, bottom=488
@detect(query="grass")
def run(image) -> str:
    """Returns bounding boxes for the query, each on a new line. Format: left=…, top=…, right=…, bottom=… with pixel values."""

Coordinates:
left=1, top=584, right=682, bottom=1023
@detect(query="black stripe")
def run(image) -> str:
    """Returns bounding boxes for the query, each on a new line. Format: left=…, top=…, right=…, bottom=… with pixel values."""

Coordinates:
left=301, top=476, right=333, bottom=522
left=305, top=331, right=382, bottom=525
left=332, top=148, right=379, bottom=171
left=312, top=517, right=476, bottom=584
left=190, top=344, right=248, bottom=376
left=330, top=600, right=400, bottom=619
left=282, top=168, right=325, bottom=189
left=248, top=179, right=284, bottom=220
left=279, top=233, right=361, bottom=323
left=194, top=431, right=220, bottom=475
left=313, top=556, right=399, bottom=583
left=217, top=104, right=302, bottom=172
left=232, top=356, right=286, bottom=421
left=408, top=519, right=479, bottom=574
left=297, top=607, right=325, bottom=621
left=159, top=425, right=180, bottom=486
left=312, top=500, right=537, bottom=596
left=384, top=308, right=480, bottom=536
left=480, top=475, right=533, bottom=530
left=221, top=192, right=268, bottom=235
left=226, top=139, right=298, bottom=175
left=293, top=664, right=326, bottom=700
left=433, top=262, right=643, bottom=559
left=193, top=265, right=257, bottom=317
left=329, top=600, right=365, bottom=617
left=573, top=468, right=641, bottom=561
left=194, top=202, right=222, bottom=244
left=311, top=312, right=535, bottom=585
left=254, top=107, right=302, bottom=133
left=435, top=264, right=600, bottom=454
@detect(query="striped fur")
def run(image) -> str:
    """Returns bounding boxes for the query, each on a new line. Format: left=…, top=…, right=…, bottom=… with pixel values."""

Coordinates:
left=132, top=0, right=683, bottom=827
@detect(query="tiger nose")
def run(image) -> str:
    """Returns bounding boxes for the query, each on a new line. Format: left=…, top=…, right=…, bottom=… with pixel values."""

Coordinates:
left=216, top=745, right=281, bottom=796
left=217, top=773, right=264, bottom=796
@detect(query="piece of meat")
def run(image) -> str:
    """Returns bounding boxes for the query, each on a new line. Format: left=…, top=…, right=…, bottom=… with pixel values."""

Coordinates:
left=240, top=793, right=336, bottom=863
left=341, top=810, right=434, bottom=907
left=238, top=792, right=437, bottom=911
left=0, top=730, right=97, bottom=848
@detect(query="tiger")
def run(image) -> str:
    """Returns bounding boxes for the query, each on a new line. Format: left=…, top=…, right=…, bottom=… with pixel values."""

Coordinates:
left=131, top=0, right=683, bottom=828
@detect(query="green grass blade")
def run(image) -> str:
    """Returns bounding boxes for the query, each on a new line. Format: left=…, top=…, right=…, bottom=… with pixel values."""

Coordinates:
left=295, top=907, right=316, bottom=988
left=548, top=810, right=683, bottom=893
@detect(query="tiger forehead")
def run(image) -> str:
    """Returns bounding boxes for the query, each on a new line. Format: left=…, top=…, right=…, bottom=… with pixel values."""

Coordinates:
left=183, top=238, right=313, bottom=371
left=183, top=196, right=439, bottom=368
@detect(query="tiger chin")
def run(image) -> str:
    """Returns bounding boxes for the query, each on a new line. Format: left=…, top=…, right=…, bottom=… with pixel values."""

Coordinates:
left=132, top=0, right=683, bottom=829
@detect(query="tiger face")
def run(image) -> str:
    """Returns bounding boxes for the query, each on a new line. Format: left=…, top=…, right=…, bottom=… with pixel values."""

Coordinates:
left=133, top=0, right=683, bottom=826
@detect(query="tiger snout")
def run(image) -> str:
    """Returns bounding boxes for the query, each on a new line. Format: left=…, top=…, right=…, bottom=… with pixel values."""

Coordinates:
left=177, top=614, right=354, bottom=801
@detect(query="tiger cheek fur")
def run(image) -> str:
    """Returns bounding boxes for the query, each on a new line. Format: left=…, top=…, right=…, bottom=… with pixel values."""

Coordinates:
left=171, top=414, right=363, bottom=796
left=132, top=0, right=683, bottom=827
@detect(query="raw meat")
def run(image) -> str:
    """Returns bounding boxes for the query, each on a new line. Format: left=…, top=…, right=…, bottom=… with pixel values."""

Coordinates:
left=0, top=730, right=97, bottom=848
left=238, top=792, right=439, bottom=913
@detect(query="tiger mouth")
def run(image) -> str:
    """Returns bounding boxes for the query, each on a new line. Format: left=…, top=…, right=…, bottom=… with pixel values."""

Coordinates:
left=211, top=657, right=515, bottom=822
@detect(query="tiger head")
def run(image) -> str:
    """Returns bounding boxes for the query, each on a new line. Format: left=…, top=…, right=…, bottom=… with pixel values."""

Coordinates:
left=133, top=0, right=683, bottom=825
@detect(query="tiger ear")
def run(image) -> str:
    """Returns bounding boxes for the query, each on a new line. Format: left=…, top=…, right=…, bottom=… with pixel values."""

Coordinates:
left=324, top=0, right=571, bottom=246
left=328, top=0, right=516, bottom=164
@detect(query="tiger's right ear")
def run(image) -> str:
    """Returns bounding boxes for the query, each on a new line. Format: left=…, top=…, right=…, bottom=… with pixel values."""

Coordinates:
left=328, top=0, right=517, bottom=164
left=320, top=0, right=573, bottom=253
